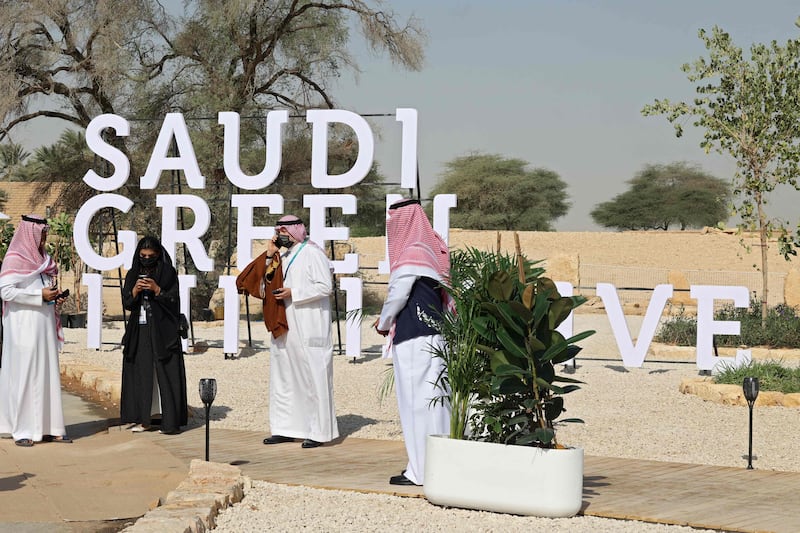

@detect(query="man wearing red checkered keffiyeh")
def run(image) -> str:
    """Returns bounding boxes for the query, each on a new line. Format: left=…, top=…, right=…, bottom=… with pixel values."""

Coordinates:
left=376, top=199, right=451, bottom=487
left=0, top=215, right=71, bottom=446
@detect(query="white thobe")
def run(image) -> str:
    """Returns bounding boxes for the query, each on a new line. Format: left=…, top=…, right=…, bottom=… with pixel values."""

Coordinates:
left=269, top=241, right=339, bottom=443
left=0, top=273, right=66, bottom=441
left=378, top=270, right=450, bottom=485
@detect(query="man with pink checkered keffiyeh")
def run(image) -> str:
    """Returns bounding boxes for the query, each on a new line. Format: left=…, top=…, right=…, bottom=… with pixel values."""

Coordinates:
left=261, top=215, right=339, bottom=450
left=0, top=215, right=71, bottom=447
left=375, top=199, right=451, bottom=486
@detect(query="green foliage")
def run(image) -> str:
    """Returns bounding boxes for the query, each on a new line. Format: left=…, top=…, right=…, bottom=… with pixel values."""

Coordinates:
left=0, top=2, right=424, bottom=313
left=716, top=301, right=800, bottom=348
left=0, top=219, right=15, bottom=260
left=435, top=246, right=594, bottom=447
left=653, top=306, right=698, bottom=346
left=642, top=27, right=800, bottom=320
left=591, top=162, right=730, bottom=231
left=430, top=153, right=570, bottom=231
left=715, top=360, right=800, bottom=394
left=45, top=212, right=85, bottom=313
left=0, top=142, right=30, bottom=180
left=46, top=213, right=75, bottom=273
left=656, top=300, right=800, bottom=348
left=431, top=248, right=541, bottom=439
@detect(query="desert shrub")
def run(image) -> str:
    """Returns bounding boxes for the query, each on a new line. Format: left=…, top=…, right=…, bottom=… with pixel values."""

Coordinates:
left=656, top=300, right=800, bottom=349
left=715, top=359, right=800, bottom=394
left=654, top=306, right=697, bottom=345
left=715, top=301, right=800, bottom=348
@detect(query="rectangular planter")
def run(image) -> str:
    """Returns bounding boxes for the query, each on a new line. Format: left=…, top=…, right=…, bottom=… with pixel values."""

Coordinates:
left=424, top=434, right=584, bottom=517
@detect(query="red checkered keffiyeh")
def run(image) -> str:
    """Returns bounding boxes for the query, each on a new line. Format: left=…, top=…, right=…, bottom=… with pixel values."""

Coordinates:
left=0, top=214, right=63, bottom=343
left=0, top=215, right=58, bottom=283
left=386, top=199, right=450, bottom=282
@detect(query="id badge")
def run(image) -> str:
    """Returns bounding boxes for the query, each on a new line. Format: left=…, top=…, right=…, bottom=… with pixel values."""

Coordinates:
left=138, top=305, right=147, bottom=325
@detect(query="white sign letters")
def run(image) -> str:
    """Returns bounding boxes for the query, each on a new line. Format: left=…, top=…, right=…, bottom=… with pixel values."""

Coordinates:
left=74, top=109, right=750, bottom=366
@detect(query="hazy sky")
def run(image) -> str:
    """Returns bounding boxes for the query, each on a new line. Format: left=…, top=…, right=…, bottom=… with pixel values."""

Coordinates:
left=328, top=0, right=800, bottom=230
left=11, top=1, right=800, bottom=231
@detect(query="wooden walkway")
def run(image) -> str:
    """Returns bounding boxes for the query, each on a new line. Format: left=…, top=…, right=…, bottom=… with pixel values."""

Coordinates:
left=150, top=426, right=800, bottom=532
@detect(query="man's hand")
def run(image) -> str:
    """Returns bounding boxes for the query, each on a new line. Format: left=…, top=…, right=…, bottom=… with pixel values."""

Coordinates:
left=42, top=286, right=59, bottom=303
left=272, top=287, right=291, bottom=300
left=372, top=318, right=389, bottom=336
left=266, top=237, right=279, bottom=257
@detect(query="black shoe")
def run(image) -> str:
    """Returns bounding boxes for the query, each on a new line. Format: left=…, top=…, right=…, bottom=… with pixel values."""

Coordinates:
left=301, top=439, right=323, bottom=448
left=263, top=435, right=294, bottom=445
left=389, top=473, right=419, bottom=486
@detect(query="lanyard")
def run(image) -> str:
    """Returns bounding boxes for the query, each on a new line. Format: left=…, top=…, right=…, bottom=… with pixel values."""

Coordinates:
left=283, top=239, right=308, bottom=279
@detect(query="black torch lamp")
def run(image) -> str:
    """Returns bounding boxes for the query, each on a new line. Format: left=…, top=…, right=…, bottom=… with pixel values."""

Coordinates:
left=742, top=377, right=759, bottom=470
left=199, top=378, right=217, bottom=461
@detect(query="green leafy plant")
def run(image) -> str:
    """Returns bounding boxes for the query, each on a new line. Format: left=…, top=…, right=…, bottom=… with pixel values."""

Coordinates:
left=656, top=300, right=800, bottom=348
left=46, top=212, right=84, bottom=313
left=0, top=219, right=15, bottom=261
left=434, top=245, right=595, bottom=448
left=430, top=247, right=526, bottom=439
left=715, top=359, right=800, bottom=394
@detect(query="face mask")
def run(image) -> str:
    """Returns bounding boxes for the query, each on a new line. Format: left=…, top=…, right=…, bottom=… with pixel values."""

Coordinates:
left=275, top=234, right=293, bottom=249
left=139, top=256, right=158, bottom=267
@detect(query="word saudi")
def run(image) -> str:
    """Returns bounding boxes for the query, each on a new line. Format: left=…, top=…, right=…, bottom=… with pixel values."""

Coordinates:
left=74, top=109, right=748, bottom=370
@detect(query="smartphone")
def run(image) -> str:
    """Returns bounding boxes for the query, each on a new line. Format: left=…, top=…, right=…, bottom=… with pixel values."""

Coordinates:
left=48, top=288, right=69, bottom=305
left=138, top=274, right=150, bottom=279
left=272, top=289, right=280, bottom=295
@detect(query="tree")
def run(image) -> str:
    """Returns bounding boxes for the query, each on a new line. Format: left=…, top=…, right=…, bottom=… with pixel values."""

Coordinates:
left=0, top=142, right=30, bottom=180
left=642, top=27, right=800, bottom=324
left=0, top=1, right=426, bottom=312
left=591, top=163, right=730, bottom=231
left=430, top=153, right=570, bottom=231
left=0, top=142, right=28, bottom=212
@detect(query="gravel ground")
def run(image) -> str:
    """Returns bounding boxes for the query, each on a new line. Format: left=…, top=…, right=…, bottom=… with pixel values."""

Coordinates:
left=60, top=314, right=799, bottom=532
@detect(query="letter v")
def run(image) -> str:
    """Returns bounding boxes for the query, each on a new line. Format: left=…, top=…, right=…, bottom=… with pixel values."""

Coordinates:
left=596, top=283, right=673, bottom=367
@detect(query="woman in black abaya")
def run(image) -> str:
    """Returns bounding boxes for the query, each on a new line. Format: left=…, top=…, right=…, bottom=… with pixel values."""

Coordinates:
left=120, top=236, right=187, bottom=434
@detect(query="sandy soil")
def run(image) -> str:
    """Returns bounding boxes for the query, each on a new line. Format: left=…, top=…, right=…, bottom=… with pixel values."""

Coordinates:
left=59, top=229, right=800, bottom=532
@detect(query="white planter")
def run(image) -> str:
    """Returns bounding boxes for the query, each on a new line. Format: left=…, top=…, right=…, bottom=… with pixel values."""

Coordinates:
left=424, top=434, right=584, bottom=517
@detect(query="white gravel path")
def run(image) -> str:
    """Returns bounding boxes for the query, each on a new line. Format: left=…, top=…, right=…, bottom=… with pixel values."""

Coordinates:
left=60, top=314, right=799, bottom=532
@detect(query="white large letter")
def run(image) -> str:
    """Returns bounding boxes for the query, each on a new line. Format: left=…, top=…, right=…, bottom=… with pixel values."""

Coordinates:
left=691, top=285, right=749, bottom=371
left=433, top=194, right=457, bottom=247
left=555, top=282, right=576, bottom=367
left=396, top=108, right=418, bottom=189
left=232, top=194, right=283, bottom=269
left=596, top=283, right=673, bottom=367
left=83, top=273, right=104, bottom=349
left=157, top=195, right=214, bottom=272
left=304, top=194, right=358, bottom=274
left=83, top=114, right=131, bottom=191
left=179, top=274, right=197, bottom=354
left=220, top=111, right=288, bottom=190
left=74, top=194, right=138, bottom=271
left=308, top=109, right=374, bottom=188
left=219, top=275, right=240, bottom=354
left=141, top=113, right=205, bottom=189
left=339, top=277, right=363, bottom=359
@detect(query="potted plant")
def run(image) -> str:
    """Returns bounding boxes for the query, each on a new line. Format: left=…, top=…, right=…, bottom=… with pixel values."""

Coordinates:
left=47, top=213, right=86, bottom=327
left=425, top=240, right=595, bottom=517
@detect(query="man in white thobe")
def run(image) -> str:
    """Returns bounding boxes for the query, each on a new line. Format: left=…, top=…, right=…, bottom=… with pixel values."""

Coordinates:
left=262, top=215, right=338, bottom=449
left=375, top=199, right=451, bottom=486
left=0, top=215, right=71, bottom=446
